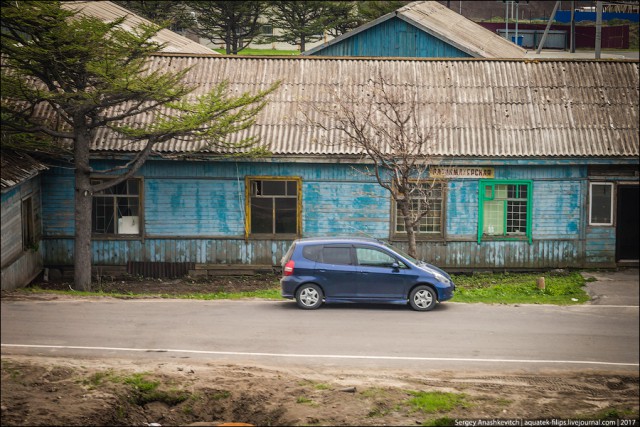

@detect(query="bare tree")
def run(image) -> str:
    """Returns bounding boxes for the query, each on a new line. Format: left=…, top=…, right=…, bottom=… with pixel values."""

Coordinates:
left=302, top=70, right=443, bottom=257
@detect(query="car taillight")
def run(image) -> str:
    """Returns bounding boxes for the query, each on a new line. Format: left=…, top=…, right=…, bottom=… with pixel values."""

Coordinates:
left=283, top=260, right=295, bottom=276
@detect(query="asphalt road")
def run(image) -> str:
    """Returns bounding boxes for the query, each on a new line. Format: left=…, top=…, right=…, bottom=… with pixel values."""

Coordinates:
left=2, top=298, right=638, bottom=373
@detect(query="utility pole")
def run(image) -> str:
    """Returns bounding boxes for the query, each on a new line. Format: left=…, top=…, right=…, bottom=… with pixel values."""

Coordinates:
left=505, top=1, right=509, bottom=42
left=536, top=1, right=561, bottom=54
left=515, top=1, right=519, bottom=44
left=570, top=0, right=576, bottom=53
left=595, top=1, right=602, bottom=58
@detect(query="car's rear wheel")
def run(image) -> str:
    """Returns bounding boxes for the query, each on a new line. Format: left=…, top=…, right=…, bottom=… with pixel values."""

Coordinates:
left=409, top=285, right=437, bottom=311
left=295, top=284, right=323, bottom=309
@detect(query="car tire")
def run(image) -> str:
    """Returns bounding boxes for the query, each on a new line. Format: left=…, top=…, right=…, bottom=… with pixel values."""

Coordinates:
left=295, top=284, right=323, bottom=310
left=409, top=285, right=437, bottom=311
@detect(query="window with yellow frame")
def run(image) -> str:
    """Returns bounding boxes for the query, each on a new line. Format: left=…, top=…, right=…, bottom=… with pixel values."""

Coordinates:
left=245, top=177, right=301, bottom=236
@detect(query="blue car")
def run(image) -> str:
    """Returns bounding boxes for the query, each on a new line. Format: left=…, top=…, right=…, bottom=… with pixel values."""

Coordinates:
left=280, top=237, right=455, bottom=311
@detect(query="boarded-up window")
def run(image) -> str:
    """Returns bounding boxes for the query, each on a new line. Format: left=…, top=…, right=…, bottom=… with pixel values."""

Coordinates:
left=21, top=197, right=34, bottom=250
left=589, top=182, right=614, bottom=225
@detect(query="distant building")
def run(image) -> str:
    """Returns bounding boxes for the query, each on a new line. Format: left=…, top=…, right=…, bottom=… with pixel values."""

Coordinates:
left=304, top=1, right=525, bottom=58
left=62, top=1, right=218, bottom=54
left=1, top=151, right=48, bottom=289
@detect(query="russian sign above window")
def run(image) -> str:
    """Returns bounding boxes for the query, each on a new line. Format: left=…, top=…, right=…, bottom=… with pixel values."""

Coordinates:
left=430, top=167, right=495, bottom=179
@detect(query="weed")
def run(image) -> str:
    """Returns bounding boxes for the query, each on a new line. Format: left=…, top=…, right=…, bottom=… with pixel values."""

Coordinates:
left=405, top=391, right=468, bottom=414
left=296, top=396, right=313, bottom=404
left=2, top=361, right=22, bottom=380
left=122, top=373, right=189, bottom=405
left=496, top=398, right=512, bottom=406
left=313, top=382, right=331, bottom=390
left=116, top=405, right=127, bottom=420
left=360, top=387, right=389, bottom=399
left=211, top=390, right=231, bottom=400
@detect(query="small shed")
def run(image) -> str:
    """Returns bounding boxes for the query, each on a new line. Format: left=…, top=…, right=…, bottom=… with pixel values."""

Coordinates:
left=36, top=55, right=639, bottom=278
left=303, top=1, right=526, bottom=58
left=1, top=151, right=48, bottom=289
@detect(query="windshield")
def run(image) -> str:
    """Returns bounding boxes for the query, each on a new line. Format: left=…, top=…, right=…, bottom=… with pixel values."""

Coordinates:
left=383, top=242, right=419, bottom=264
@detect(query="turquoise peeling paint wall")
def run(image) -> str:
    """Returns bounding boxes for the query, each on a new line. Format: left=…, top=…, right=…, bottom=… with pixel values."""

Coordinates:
left=40, top=159, right=620, bottom=269
left=310, top=17, right=471, bottom=58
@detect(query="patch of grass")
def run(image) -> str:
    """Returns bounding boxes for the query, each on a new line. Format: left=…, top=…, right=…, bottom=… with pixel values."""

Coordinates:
left=496, top=398, right=512, bottom=407
left=360, top=387, right=389, bottom=399
left=169, top=288, right=283, bottom=300
left=214, top=48, right=300, bottom=56
left=451, top=271, right=589, bottom=305
left=422, top=417, right=458, bottom=426
left=405, top=391, right=468, bottom=414
left=210, top=390, right=231, bottom=400
left=296, top=396, right=314, bottom=404
left=18, top=271, right=592, bottom=306
left=579, top=407, right=639, bottom=420
left=313, top=382, right=331, bottom=390
left=82, top=370, right=117, bottom=388
left=1, top=360, right=22, bottom=380
left=121, top=373, right=189, bottom=406
left=20, top=286, right=284, bottom=301
left=367, top=401, right=393, bottom=418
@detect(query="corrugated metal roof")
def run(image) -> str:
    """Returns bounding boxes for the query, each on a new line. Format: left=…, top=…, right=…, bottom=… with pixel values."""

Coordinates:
left=304, top=1, right=526, bottom=59
left=1, top=150, right=48, bottom=192
left=61, top=1, right=217, bottom=55
left=90, top=55, right=639, bottom=159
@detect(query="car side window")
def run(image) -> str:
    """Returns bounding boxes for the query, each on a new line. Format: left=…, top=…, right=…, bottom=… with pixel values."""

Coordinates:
left=320, top=246, right=353, bottom=265
left=356, top=247, right=405, bottom=268
left=302, top=245, right=323, bottom=262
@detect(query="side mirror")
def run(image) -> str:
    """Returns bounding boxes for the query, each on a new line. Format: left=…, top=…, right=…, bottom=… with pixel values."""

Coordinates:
left=391, top=262, right=400, bottom=271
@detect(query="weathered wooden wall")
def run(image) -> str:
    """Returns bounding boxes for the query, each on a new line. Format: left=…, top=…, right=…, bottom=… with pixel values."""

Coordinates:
left=309, top=17, right=471, bottom=58
left=40, top=159, right=627, bottom=271
left=1, top=177, right=43, bottom=290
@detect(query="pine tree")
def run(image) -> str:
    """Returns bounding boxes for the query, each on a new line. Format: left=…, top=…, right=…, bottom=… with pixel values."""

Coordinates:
left=1, top=1, right=279, bottom=290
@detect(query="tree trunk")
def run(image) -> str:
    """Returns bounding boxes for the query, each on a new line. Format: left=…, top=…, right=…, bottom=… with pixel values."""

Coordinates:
left=73, top=124, right=94, bottom=291
left=226, top=25, right=232, bottom=54
left=399, top=200, right=418, bottom=257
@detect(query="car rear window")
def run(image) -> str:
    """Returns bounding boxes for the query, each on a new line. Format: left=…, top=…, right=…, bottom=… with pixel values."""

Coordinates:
left=281, top=242, right=296, bottom=266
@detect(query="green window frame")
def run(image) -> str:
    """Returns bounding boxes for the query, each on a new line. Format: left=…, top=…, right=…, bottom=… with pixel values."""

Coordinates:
left=477, top=180, right=532, bottom=244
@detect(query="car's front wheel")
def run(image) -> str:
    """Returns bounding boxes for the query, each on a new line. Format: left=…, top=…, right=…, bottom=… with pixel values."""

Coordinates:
left=295, top=284, right=323, bottom=309
left=409, top=285, right=437, bottom=311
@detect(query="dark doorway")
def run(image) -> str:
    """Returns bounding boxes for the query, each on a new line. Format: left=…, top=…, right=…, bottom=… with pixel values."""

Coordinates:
left=616, top=185, right=639, bottom=261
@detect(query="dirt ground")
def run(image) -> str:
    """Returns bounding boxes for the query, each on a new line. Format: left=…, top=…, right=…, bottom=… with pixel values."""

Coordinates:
left=2, top=275, right=639, bottom=426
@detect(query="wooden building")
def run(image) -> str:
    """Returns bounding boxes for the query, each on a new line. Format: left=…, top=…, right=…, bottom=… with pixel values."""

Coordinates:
left=303, top=1, right=526, bottom=58
left=1, top=151, right=48, bottom=289
left=35, top=55, right=639, bottom=279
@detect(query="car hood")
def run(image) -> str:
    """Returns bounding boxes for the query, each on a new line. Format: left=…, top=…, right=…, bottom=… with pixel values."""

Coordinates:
left=416, top=261, right=451, bottom=280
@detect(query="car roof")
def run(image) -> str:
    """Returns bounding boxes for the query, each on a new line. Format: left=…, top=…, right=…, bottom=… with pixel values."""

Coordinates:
left=294, top=237, right=386, bottom=246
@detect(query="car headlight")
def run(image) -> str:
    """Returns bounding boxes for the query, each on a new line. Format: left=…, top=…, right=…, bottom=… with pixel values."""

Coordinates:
left=434, top=272, right=451, bottom=286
